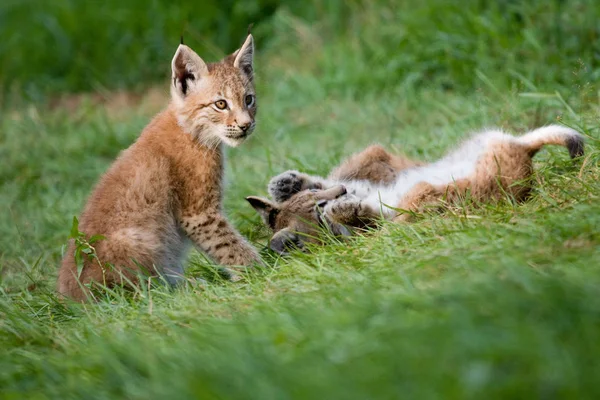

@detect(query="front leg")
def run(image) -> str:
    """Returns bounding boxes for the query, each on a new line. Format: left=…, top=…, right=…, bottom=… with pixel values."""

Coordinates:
left=181, top=212, right=261, bottom=268
left=268, top=170, right=335, bottom=203
left=323, top=197, right=380, bottom=228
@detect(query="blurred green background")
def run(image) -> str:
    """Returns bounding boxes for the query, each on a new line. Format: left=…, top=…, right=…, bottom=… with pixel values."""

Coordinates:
left=1, top=0, right=599, bottom=104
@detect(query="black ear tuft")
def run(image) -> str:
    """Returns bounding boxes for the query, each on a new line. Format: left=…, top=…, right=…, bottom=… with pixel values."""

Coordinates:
left=247, top=23, right=254, bottom=35
left=180, top=35, right=184, bottom=45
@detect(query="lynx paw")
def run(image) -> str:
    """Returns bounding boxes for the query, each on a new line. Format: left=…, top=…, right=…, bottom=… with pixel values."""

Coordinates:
left=324, top=198, right=363, bottom=225
left=268, top=170, right=310, bottom=203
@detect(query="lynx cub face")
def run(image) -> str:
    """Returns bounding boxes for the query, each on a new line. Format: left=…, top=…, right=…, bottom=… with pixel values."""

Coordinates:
left=247, top=185, right=350, bottom=254
left=171, top=35, right=256, bottom=147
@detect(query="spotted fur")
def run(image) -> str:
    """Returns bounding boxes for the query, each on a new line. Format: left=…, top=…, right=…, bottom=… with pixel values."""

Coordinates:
left=58, top=34, right=261, bottom=301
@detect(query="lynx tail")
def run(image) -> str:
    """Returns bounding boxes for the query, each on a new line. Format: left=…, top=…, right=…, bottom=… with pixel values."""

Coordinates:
left=517, top=125, right=584, bottom=158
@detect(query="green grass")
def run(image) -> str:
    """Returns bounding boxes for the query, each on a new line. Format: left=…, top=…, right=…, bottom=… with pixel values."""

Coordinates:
left=1, top=0, right=599, bottom=102
left=2, top=1, right=600, bottom=398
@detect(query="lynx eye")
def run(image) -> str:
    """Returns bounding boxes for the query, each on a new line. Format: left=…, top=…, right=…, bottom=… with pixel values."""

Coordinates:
left=214, top=100, right=228, bottom=110
left=245, top=94, right=255, bottom=107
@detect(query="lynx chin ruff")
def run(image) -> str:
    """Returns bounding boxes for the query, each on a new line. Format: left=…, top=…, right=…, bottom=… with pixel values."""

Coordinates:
left=247, top=125, right=584, bottom=254
left=58, top=34, right=261, bottom=301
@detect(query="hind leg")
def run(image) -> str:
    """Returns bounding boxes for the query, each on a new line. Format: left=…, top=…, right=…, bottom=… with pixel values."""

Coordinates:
left=389, top=141, right=537, bottom=224
left=58, top=241, right=97, bottom=302
left=392, top=180, right=472, bottom=223
left=470, top=142, right=534, bottom=202
left=392, top=142, right=534, bottom=223
left=58, top=237, right=156, bottom=302
left=329, top=144, right=423, bottom=184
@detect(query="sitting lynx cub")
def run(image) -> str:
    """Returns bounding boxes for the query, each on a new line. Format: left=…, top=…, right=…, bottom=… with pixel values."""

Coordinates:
left=247, top=125, right=584, bottom=254
left=59, top=34, right=261, bottom=301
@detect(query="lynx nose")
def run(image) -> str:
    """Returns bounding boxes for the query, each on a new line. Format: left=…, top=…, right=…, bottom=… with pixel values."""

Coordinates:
left=238, top=122, right=252, bottom=132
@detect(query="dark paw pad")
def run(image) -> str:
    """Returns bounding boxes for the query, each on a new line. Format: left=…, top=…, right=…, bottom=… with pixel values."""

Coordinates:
left=268, top=171, right=306, bottom=203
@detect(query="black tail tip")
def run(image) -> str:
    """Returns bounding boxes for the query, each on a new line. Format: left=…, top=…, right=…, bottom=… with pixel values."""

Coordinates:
left=566, top=135, right=585, bottom=159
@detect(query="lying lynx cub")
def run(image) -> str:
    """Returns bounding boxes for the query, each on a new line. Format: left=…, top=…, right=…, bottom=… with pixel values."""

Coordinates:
left=58, top=34, right=261, bottom=301
left=247, top=125, right=584, bottom=254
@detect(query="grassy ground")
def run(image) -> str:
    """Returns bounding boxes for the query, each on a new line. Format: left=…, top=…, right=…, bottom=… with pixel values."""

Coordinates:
left=2, top=1, right=600, bottom=398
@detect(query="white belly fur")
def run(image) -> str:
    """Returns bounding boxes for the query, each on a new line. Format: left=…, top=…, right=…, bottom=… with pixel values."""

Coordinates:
left=343, top=130, right=511, bottom=218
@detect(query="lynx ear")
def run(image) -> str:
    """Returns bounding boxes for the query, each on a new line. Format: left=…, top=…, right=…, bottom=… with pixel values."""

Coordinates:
left=171, top=44, right=208, bottom=97
left=269, top=228, right=301, bottom=255
left=246, top=196, right=278, bottom=228
left=232, top=34, right=254, bottom=77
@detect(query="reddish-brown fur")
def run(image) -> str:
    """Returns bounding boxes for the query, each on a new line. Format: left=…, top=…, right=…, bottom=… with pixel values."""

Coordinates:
left=394, top=141, right=534, bottom=221
left=59, top=35, right=260, bottom=301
